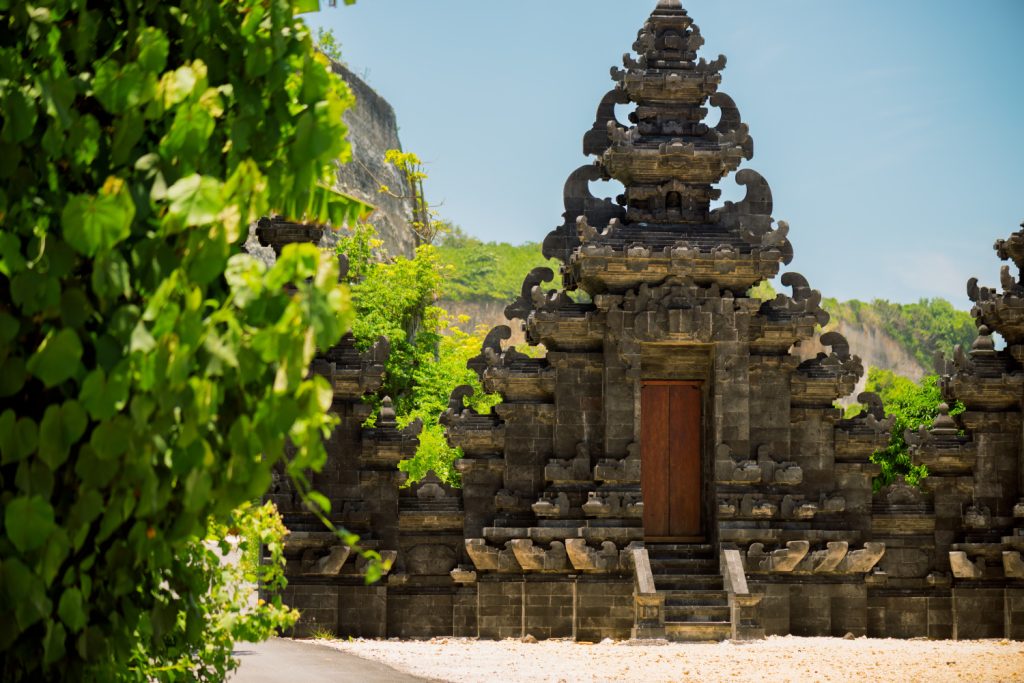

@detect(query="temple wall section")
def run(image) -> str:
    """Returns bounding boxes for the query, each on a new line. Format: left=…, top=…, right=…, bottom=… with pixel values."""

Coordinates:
left=263, top=1, right=1024, bottom=644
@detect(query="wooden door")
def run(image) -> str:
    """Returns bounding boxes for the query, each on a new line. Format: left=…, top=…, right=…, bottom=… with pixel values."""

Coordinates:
left=641, top=381, right=702, bottom=539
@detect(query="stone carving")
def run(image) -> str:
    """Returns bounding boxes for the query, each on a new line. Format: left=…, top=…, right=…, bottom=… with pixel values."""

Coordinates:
left=583, top=88, right=632, bottom=156
left=963, top=504, right=992, bottom=529
left=565, top=539, right=640, bottom=574
left=545, top=444, right=593, bottom=484
left=1003, top=551, right=1024, bottom=579
left=716, top=444, right=762, bottom=485
left=746, top=541, right=809, bottom=572
left=405, top=544, right=458, bottom=575
left=300, top=546, right=351, bottom=576
left=465, top=539, right=521, bottom=573
left=509, top=540, right=570, bottom=573
left=949, top=551, right=984, bottom=579
left=835, top=542, right=886, bottom=574
left=531, top=492, right=571, bottom=518
left=450, top=567, right=478, bottom=584
left=468, top=325, right=512, bottom=376
left=355, top=550, right=397, bottom=577
left=592, top=447, right=641, bottom=486
left=781, top=495, right=818, bottom=520
left=582, top=491, right=643, bottom=518
left=809, top=541, right=849, bottom=573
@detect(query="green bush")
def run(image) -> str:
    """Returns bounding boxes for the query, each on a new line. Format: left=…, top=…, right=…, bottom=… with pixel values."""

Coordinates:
left=865, top=368, right=964, bottom=488
left=0, top=0, right=368, bottom=679
left=435, top=230, right=561, bottom=303
left=339, top=225, right=500, bottom=485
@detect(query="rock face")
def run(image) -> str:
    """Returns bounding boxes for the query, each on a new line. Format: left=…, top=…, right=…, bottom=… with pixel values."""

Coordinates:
left=330, top=61, right=416, bottom=258
left=245, top=61, right=416, bottom=263
left=267, top=1, right=1024, bottom=643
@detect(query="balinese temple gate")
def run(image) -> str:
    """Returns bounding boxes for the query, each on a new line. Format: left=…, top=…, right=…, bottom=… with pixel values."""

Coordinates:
left=263, top=0, right=1024, bottom=641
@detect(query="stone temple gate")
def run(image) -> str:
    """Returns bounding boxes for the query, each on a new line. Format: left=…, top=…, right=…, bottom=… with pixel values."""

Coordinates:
left=261, top=0, right=1024, bottom=641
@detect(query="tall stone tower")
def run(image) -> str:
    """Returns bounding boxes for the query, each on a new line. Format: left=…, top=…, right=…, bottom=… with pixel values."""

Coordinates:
left=280, top=1, right=1024, bottom=642
left=446, top=0, right=890, bottom=641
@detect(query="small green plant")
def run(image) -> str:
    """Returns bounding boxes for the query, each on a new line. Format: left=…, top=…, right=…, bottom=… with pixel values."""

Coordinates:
left=337, top=225, right=500, bottom=484
left=308, top=626, right=337, bottom=641
left=315, top=27, right=345, bottom=63
left=865, top=368, right=965, bottom=489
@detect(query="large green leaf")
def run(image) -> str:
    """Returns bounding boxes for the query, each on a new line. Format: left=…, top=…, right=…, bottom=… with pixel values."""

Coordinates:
left=166, top=174, right=224, bottom=226
left=79, top=366, right=130, bottom=420
left=26, top=328, right=83, bottom=388
left=61, top=181, right=135, bottom=256
left=1, top=87, right=36, bottom=143
left=5, top=495, right=57, bottom=553
left=137, top=27, right=170, bottom=73
left=58, top=588, right=86, bottom=633
left=38, top=401, right=88, bottom=470
left=0, top=410, right=37, bottom=464
left=92, top=61, right=155, bottom=115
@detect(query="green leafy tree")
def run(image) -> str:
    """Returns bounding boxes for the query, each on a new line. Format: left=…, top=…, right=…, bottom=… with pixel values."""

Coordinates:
left=315, top=27, right=345, bottom=64
left=435, top=230, right=562, bottom=303
left=865, top=368, right=964, bottom=489
left=0, top=0, right=370, bottom=679
left=821, top=298, right=976, bottom=368
left=338, top=225, right=499, bottom=484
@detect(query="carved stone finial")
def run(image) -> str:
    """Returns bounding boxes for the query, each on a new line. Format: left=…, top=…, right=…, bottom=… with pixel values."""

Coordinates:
left=379, top=396, right=396, bottom=427
left=971, top=325, right=995, bottom=354
left=931, top=402, right=958, bottom=435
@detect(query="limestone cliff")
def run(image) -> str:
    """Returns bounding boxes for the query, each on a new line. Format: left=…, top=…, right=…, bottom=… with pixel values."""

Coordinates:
left=245, top=60, right=416, bottom=262
left=330, top=61, right=416, bottom=259
left=798, top=318, right=927, bottom=400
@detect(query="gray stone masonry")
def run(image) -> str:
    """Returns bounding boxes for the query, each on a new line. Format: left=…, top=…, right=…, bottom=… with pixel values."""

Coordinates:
left=263, top=1, right=1024, bottom=643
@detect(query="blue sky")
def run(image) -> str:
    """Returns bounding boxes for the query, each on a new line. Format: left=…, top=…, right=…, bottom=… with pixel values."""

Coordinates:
left=306, top=1, right=1024, bottom=310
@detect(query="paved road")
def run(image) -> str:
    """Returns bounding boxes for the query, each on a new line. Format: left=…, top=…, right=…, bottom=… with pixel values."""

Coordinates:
left=229, top=638, right=432, bottom=683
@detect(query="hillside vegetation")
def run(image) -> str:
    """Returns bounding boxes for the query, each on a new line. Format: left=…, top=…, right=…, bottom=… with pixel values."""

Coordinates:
left=436, top=233, right=559, bottom=302
left=821, top=296, right=975, bottom=369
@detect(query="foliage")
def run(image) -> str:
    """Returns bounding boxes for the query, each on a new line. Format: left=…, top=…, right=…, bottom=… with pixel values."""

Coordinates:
left=308, top=625, right=337, bottom=641
left=0, top=0, right=371, bottom=679
left=339, top=226, right=499, bottom=484
left=865, top=368, right=964, bottom=489
left=436, top=230, right=562, bottom=303
left=315, top=27, right=345, bottom=64
left=747, top=279, right=778, bottom=302
left=135, top=502, right=298, bottom=679
left=380, top=150, right=449, bottom=245
left=336, top=222, right=384, bottom=282
left=401, top=321, right=502, bottom=484
left=822, top=297, right=976, bottom=369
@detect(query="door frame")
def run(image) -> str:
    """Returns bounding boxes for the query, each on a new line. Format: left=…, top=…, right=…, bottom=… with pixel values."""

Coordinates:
left=640, top=379, right=707, bottom=542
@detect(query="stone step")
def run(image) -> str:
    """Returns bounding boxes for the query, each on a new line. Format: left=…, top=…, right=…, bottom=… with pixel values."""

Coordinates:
left=653, top=574, right=724, bottom=590
left=664, top=604, right=730, bottom=622
left=649, top=558, right=719, bottom=574
left=644, top=543, right=715, bottom=558
left=662, top=590, right=729, bottom=607
left=665, top=621, right=732, bottom=642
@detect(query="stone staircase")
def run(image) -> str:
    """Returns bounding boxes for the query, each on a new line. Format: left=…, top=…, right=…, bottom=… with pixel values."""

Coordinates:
left=647, top=543, right=732, bottom=642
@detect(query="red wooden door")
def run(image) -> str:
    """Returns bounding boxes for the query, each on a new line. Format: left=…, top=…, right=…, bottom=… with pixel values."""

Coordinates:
left=641, top=381, right=702, bottom=538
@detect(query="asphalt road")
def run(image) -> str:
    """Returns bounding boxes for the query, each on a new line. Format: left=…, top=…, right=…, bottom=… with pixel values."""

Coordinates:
left=229, top=638, right=431, bottom=683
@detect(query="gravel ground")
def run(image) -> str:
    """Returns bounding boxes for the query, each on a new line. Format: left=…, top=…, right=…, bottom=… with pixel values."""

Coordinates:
left=321, top=635, right=1024, bottom=683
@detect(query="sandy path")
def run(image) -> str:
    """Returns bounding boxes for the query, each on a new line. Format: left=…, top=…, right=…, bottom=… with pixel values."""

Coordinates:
left=322, top=635, right=1024, bottom=683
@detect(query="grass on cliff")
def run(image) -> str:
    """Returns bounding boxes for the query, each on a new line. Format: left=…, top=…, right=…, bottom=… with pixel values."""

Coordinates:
left=435, top=230, right=560, bottom=302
